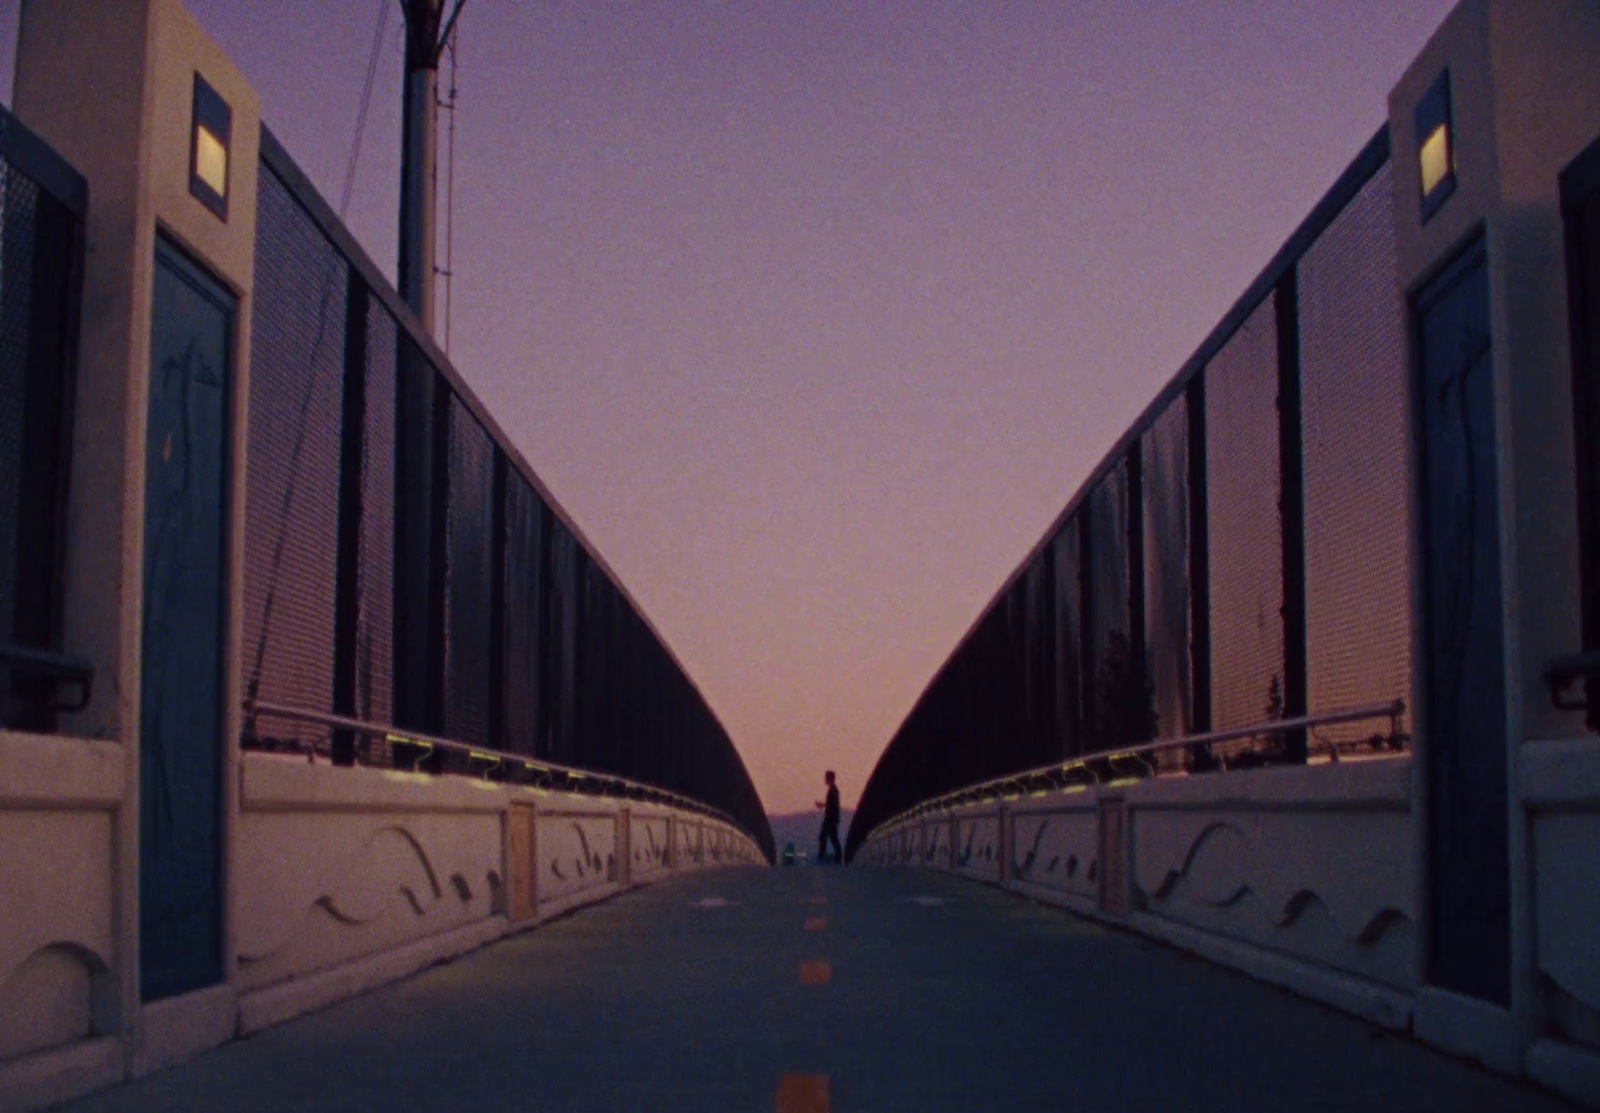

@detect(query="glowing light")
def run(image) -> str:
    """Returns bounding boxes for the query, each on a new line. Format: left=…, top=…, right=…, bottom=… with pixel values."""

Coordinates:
left=798, top=960, right=832, bottom=985
left=1419, top=123, right=1450, bottom=197
left=1414, top=70, right=1455, bottom=218
left=189, top=74, right=231, bottom=218
left=776, top=1073, right=830, bottom=1113
left=194, top=124, right=227, bottom=196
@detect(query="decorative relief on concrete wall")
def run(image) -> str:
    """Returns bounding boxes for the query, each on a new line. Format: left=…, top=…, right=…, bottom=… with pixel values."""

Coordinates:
left=235, top=812, right=502, bottom=991
left=632, top=817, right=670, bottom=877
left=1009, top=810, right=1099, bottom=900
left=0, top=812, right=116, bottom=1061
left=1534, top=813, right=1600, bottom=1045
left=954, top=815, right=999, bottom=874
left=1132, top=808, right=1416, bottom=989
left=0, top=942, right=110, bottom=1062
left=537, top=815, right=619, bottom=905
left=677, top=820, right=705, bottom=864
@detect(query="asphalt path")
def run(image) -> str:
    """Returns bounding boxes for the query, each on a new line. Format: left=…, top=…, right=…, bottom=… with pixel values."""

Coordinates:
left=61, top=866, right=1580, bottom=1112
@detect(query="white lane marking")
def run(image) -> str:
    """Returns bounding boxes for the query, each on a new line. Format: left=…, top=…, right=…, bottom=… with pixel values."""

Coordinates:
left=692, top=896, right=736, bottom=908
left=904, top=896, right=949, bottom=907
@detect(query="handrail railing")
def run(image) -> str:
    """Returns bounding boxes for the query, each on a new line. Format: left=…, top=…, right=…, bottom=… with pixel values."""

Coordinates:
left=0, top=643, right=92, bottom=714
left=243, top=699, right=745, bottom=831
left=870, top=699, right=1407, bottom=834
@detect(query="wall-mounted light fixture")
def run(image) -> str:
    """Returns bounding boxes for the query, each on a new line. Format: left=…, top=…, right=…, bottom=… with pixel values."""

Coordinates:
left=1416, top=70, right=1455, bottom=221
left=190, top=73, right=231, bottom=221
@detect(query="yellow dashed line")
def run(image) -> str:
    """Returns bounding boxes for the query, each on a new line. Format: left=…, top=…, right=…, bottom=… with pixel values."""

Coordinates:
left=803, top=916, right=827, bottom=932
left=776, top=1073, right=830, bottom=1113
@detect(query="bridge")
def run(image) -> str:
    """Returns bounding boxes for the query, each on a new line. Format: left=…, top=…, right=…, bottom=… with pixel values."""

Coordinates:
left=0, top=1, right=1598, bottom=1110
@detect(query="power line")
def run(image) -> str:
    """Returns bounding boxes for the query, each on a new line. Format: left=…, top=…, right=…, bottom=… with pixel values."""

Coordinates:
left=438, top=23, right=458, bottom=353
left=341, top=0, right=392, bottom=220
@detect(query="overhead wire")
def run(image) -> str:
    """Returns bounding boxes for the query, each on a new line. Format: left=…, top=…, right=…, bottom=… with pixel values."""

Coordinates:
left=439, top=21, right=458, bottom=352
left=342, top=0, right=391, bottom=220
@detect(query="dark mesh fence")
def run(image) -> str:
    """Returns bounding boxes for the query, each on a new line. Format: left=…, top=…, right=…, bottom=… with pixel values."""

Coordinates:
left=0, top=167, right=41, bottom=649
left=1086, top=458, right=1136, bottom=748
left=0, top=165, right=40, bottom=668
left=443, top=397, right=496, bottom=748
left=1205, top=296, right=1284, bottom=732
left=242, top=133, right=772, bottom=858
left=243, top=164, right=347, bottom=750
left=544, top=520, right=581, bottom=765
left=1299, top=161, right=1412, bottom=749
left=1142, top=399, right=1191, bottom=741
left=1019, top=553, right=1055, bottom=768
left=0, top=116, right=82, bottom=731
left=850, top=133, right=1405, bottom=858
left=501, top=472, right=544, bottom=756
left=356, top=301, right=398, bottom=725
left=575, top=561, right=613, bottom=772
left=1052, top=518, right=1084, bottom=756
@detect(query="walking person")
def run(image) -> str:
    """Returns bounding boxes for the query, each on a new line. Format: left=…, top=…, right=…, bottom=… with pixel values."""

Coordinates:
left=815, top=770, right=842, bottom=864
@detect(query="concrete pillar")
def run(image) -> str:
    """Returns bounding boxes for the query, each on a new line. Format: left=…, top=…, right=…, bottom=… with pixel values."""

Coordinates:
left=617, top=807, right=631, bottom=887
left=14, top=0, right=261, bottom=1081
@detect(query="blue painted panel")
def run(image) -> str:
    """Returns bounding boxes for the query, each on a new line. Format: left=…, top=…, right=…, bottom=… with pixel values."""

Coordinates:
left=1416, top=242, right=1509, bottom=1005
left=140, top=241, right=232, bottom=1002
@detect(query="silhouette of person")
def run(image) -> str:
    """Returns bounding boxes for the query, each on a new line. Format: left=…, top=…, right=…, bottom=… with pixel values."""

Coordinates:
left=815, top=770, right=842, bottom=864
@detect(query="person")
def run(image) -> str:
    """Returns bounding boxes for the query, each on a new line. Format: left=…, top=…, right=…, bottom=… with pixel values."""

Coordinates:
left=814, top=770, right=842, bottom=864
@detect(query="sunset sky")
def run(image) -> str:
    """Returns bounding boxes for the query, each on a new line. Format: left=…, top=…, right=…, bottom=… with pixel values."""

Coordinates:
left=3, top=1, right=1458, bottom=814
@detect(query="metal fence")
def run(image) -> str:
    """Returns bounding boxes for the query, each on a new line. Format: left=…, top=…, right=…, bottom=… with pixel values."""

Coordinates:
left=847, top=130, right=1410, bottom=859
left=241, top=129, right=773, bottom=860
left=0, top=106, right=88, bottom=733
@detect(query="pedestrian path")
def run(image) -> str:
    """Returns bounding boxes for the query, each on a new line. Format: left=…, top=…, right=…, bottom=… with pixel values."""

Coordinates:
left=62, top=869, right=1578, bottom=1111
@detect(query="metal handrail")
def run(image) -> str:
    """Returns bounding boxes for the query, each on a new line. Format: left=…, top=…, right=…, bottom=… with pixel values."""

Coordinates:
left=876, top=699, right=1407, bottom=832
left=0, top=642, right=93, bottom=713
left=243, top=699, right=743, bottom=829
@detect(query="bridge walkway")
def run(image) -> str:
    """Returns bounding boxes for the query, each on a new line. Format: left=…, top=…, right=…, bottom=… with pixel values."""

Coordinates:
left=57, top=869, right=1574, bottom=1112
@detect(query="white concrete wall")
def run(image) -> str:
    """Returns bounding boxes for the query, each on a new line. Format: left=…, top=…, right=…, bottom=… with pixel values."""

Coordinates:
left=229, top=756, right=761, bottom=1037
left=630, top=814, right=673, bottom=881
left=0, top=732, right=121, bottom=1095
left=234, top=757, right=507, bottom=1000
left=6, top=0, right=264, bottom=1106
left=859, top=760, right=1417, bottom=1030
left=1, top=745, right=763, bottom=1111
left=1389, top=0, right=1600, bottom=1100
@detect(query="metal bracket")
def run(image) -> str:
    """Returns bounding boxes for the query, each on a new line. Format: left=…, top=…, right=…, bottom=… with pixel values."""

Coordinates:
left=0, top=642, right=93, bottom=714
left=1543, top=652, right=1600, bottom=712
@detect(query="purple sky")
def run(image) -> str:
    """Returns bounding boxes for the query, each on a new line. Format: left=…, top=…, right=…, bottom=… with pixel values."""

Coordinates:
left=4, top=1, right=1457, bottom=814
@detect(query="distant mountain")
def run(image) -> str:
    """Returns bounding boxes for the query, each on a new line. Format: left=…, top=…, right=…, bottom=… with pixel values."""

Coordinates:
left=767, top=810, right=855, bottom=857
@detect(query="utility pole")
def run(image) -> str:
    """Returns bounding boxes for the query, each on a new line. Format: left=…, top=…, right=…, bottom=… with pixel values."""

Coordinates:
left=398, top=0, right=463, bottom=335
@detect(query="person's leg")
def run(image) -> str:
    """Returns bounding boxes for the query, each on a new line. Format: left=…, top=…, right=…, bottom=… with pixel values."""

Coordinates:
left=828, top=828, right=842, bottom=862
left=818, top=826, right=829, bottom=863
